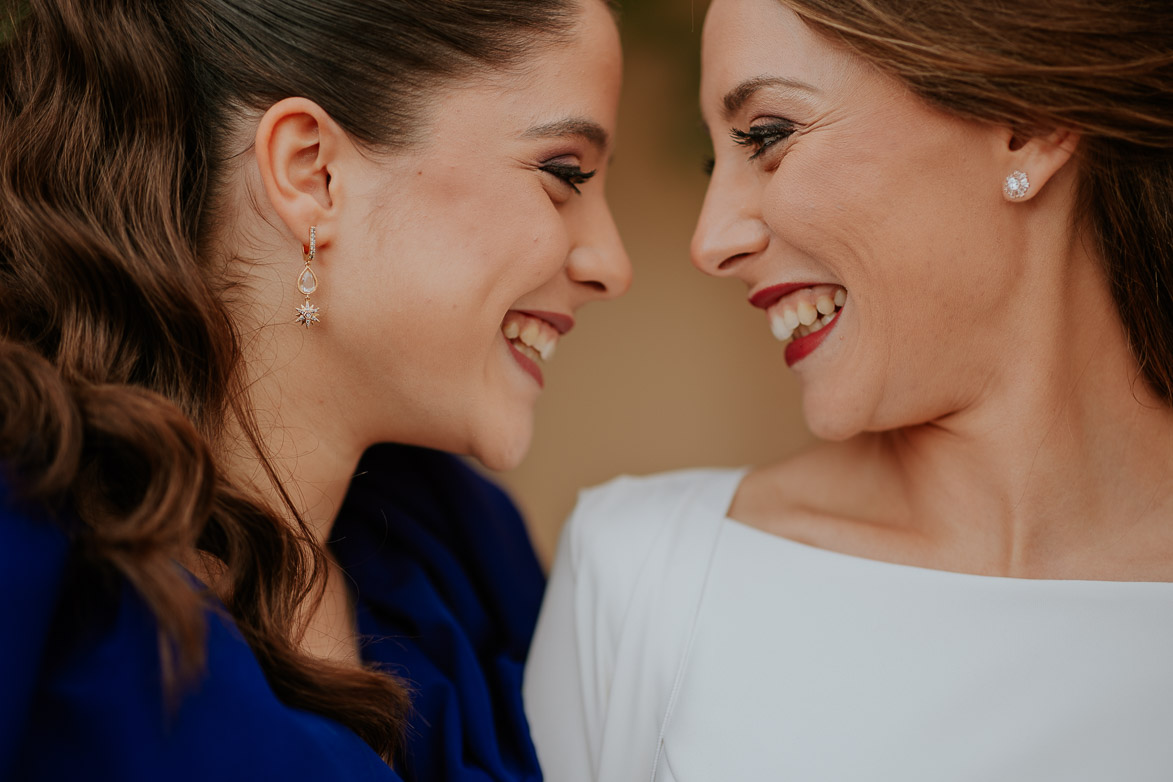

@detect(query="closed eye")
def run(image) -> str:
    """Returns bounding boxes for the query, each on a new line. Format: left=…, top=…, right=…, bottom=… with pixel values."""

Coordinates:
left=730, top=120, right=797, bottom=161
left=540, top=161, right=597, bottom=194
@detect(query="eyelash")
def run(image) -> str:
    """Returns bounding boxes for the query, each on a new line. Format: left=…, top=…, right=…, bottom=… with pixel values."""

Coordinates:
left=540, top=161, right=597, bottom=194
left=729, top=120, right=797, bottom=161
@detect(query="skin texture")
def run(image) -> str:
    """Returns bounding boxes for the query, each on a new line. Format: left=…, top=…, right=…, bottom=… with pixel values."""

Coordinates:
left=695, top=0, right=1173, bottom=581
left=210, top=0, right=628, bottom=660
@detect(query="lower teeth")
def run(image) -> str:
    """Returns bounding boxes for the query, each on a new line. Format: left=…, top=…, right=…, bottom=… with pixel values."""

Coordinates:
left=511, top=338, right=542, bottom=363
left=791, top=307, right=839, bottom=341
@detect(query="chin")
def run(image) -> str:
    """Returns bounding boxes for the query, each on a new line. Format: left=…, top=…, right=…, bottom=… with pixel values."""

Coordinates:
left=468, top=418, right=534, bottom=472
left=804, top=378, right=958, bottom=441
left=801, top=387, right=872, bottom=442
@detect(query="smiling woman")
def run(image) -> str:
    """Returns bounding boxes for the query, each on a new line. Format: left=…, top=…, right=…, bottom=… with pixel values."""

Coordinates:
left=524, top=0, right=1173, bottom=779
left=307, top=7, right=627, bottom=472
left=0, top=0, right=626, bottom=780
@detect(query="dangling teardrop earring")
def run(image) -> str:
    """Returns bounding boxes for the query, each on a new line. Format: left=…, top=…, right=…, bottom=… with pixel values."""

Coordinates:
left=295, top=226, right=321, bottom=328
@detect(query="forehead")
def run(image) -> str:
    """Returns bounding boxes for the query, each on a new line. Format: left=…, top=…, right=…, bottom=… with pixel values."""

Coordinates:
left=700, top=0, right=853, bottom=116
left=474, top=0, right=623, bottom=134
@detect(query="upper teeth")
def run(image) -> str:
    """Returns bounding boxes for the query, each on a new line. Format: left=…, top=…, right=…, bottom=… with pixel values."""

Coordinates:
left=502, top=312, right=559, bottom=361
left=767, top=284, right=847, bottom=343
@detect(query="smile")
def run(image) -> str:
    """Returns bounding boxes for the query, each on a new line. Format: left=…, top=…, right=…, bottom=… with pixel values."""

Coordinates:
left=501, top=310, right=571, bottom=387
left=750, top=283, right=847, bottom=366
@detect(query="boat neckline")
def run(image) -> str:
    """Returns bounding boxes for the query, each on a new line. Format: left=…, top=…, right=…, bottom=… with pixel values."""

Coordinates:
left=716, top=467, right=1173, bottom=588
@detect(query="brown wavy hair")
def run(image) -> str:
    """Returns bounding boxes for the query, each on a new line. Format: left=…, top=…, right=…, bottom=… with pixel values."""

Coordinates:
left=779, top=0, right=1173, bottom=406
left=0, top=0, right=585, bottom=763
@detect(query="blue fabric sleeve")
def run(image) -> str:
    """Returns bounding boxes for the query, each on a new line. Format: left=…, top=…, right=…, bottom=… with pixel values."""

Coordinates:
left=1, top=478, right=403, bottom=782
left=4, top=443, right=546, bottom=782
left=0, top=480, right=71, bottom=776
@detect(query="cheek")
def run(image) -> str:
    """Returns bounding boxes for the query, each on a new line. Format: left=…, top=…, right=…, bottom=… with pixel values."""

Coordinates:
left=765, top=127, right=1017, bottom=429
left=498, top=220, right=571, bottom=296
left=761, top=128, right=890, bottom=265
left=427, top=171, right=569, bottom=294
left=765, top=119, right=1011, bottom=327
left=386, top=178, right=568, bottom=313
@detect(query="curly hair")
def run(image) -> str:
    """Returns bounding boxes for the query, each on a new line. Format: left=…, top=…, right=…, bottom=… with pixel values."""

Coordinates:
left=0, top=0, right=588, bottom=762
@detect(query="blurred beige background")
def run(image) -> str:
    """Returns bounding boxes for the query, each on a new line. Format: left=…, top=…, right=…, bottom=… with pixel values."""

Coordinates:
left=491, top=0, right=816, bottom=567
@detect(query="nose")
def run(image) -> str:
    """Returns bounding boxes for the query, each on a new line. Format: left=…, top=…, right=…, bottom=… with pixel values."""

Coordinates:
left=690, top=162, right=769, bottom=277
left=567, top=195, right=632, bottom=300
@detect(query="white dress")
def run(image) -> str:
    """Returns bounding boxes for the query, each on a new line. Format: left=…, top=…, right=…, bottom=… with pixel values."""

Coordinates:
left=523, top=468, right=1173, bottom=782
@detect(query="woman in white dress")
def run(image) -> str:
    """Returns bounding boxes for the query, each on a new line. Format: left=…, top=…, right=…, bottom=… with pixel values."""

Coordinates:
left=524, top=0, right=1173, bottom=779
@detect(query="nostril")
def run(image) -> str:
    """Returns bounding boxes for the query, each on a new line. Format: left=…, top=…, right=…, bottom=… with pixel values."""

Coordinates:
left=718, top=252, right=751, bottom=272
left=581, top=280, right=606, bottom=293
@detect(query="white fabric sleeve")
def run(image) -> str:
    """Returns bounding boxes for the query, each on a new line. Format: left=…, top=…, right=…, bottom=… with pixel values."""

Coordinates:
left=523, top=498, right=599, bottom=782
left=523, top=470, right=741, bottom=782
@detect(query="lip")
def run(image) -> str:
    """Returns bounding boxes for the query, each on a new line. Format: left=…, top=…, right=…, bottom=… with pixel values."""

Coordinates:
left=505, top=337, right=544, bottom=388
left=511, top=309, right=574, bottom=335
left=784, top=309, right=842, bottom=367
left=749, top=282, right=825, bottom=311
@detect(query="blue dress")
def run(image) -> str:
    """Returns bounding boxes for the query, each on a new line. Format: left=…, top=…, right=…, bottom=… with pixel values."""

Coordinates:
left=1, top=444, right=545, bottom=781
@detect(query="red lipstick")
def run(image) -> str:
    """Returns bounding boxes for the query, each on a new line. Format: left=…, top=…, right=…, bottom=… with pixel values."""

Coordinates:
left=784, top=311, right=841, bottom=366
left=749, top=282, right=823, bottom=311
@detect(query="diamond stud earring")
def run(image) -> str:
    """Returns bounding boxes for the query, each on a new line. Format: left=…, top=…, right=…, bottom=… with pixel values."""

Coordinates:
left=295, top=226, right=321, bottom=328
left=1003, top=170, right=1030, bottom=201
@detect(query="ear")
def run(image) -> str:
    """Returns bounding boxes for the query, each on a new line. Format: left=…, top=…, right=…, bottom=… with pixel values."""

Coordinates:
left=253, top=97, right=351, bottom=253
left=998, top=127, right=1080, bottom=203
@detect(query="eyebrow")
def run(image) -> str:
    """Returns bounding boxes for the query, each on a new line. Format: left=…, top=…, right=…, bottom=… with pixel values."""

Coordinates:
left=721, top=76, right=818, bottom=121
left=522, top=117, right=610, bottom=153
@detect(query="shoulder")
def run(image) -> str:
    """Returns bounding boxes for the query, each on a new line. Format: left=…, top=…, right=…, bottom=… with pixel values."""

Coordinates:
left=575, top=467, right=743, bottom=517
left=558, top=467, right=746, bottom=588
left=526, top=468, right=747, bottom=778
left=0, top=476, right=72, bottom=693
left=0, top=478, right=399, bottom=781
left=728, top=439, right=922, bottom=555
left=16, top=577, right=398, bottom=780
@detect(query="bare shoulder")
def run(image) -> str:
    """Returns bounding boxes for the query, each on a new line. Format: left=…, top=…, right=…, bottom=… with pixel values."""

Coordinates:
left=730, top=440, right=1173, bottom=580
left=727, top=437, right=929, bottom=562
left=730, top=437, right=893, bottom=519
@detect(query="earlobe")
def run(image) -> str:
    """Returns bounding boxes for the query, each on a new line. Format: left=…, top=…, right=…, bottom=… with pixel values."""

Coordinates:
left=254, top=97, right=347, bottom=246
left=999, top=127, right=1080, bottom=203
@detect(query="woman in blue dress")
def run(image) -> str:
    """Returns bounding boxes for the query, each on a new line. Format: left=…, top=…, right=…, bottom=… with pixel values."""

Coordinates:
left=0, top=0, right=628, bottom=779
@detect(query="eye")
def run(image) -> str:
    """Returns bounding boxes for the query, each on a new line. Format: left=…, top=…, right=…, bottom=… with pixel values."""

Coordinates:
left=702, top=155, right=715, bottom=176
left=729, top=119, right=797, bottom=162
left=539, top=160, right=597, bottom=195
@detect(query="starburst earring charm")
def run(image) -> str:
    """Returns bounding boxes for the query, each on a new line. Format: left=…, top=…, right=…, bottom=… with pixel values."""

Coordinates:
left=1003, top=170, right=1030, bottom=200
left=295, top=226, right=321, bottom=328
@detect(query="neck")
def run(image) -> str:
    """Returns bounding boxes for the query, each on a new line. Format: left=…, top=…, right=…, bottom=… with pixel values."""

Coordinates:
left=880, top=239, right=1173, bottom=578
left=213, top=322, right=366, bottom=664
left=213, top=231, right=367, bottom=550
left=219, top=376, right=360, bottom=550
